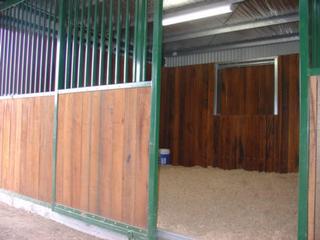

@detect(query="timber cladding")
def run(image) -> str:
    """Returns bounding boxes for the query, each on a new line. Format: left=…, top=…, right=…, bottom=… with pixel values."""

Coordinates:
left=0, top=96, right=54, bottom=202
left=160, top=54, right=299, bottom=173
left=56, top=87, right=151, bottom=228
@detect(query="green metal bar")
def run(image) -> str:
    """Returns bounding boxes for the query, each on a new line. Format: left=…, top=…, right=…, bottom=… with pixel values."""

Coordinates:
left=39, top=0, right=47, bottom=92
left=91, top=0, right=99, bottom=86
left=71, top=0, right=79, bottom=88
left=123, top=0, right=130, bottom=83
left=8, top=8, right=14, bottom=94
left=20, top=5, right=27, bottom=94
left=34, top=0, right=41, bottom=93
left=141, top=0, right=147, bottom=82
left=148, top=0, right=163, bottom=239
left=98, top=0, right=106, bottom=85
left=84, top=0, right=92, bottom=87
left=52, top=0, right=67, bottom=209
left=4, top=9, right=10, bottom=95
left=77, top=0, right=85, bottom=87
left=308, top=68, right=320, bottom=76
left=114, top=0, right=122, bottom=84
left=54, top=204, right=148, bottom=240
left=0, top=14, right=5, bottom=95
left=106, top=0, right=114, bottom=85
left=0, top=0, right=25, bottom=11
left=16, top=5, right=23, bottom=94
left=29, top=5, right=36, bottom=93
left=132, top=0, right=140, bottom=83
left=49, top=0, right=57, bottom=91
left=12, top=6, right=19, bottom=94
left=44, top=0, right=50, bottom=92
left=64, top=0, right=73, bottom=89
left=0, top=14, right=3, bottom=95
left=298, top=0, right=309, bottom=239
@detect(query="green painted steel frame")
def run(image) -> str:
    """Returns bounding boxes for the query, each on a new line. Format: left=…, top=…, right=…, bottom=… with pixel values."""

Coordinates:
left=0, top=0, right=25, bottom=11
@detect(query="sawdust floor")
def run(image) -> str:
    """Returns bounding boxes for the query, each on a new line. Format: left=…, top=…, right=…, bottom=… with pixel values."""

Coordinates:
left=0, top=203, right=101, bottom=240
left=158, top=166, right=298, bottom=240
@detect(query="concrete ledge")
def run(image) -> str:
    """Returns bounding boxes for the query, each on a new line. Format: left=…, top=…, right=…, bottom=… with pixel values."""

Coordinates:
left=0, top=189, right=127, bottom=240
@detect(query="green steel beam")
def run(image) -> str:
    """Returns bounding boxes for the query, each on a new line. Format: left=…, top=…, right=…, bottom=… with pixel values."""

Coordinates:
left=123, top=0, right=130, bottom=83
left=77, top=0, right=85, bottom=87
left=71, top=0, right=79, bottom=88
left=0, top=0, right=25, bottom=11
left=98, top=0, right=106, bottom=85
left=106, top=0, right=114, bottom=84
left=54, top=204, right=148, bottom=240
left=91, top=0, right=99, bottom=86
left=114, top=0, right=122, bottom=84
left=84, top=0, right=92, bottom=87
left=298, top=0, right=309, bottom=239
left=148, top=0, right=163, bottom=239
left=52, top=0, right=67, bottom=209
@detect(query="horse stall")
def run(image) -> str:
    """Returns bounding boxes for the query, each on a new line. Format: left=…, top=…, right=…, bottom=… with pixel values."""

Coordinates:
left=0, top=0, right=320, bottom=240
left=0, top=0, right=162, bottom=239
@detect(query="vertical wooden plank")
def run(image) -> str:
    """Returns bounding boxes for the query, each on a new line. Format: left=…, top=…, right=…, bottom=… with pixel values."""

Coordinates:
left=2, top=100, right=12, bottom=190
left=309, top=76, right=318, bottom=240
left=13, top=99, right=22, bottom=192
left=0, top=101, right=4, bottom=187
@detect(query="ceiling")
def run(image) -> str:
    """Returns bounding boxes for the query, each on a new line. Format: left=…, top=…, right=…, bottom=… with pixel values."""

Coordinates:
left=161, top=0, right=299, bottom=56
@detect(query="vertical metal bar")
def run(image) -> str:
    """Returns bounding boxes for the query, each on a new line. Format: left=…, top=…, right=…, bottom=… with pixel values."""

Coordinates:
left=106, top=0, right=114, bottom=84
left=52, top=0, right=67, bottom=210
left=16, top=6, right=23, bottom=94
left=49, top=0, right=57, bottom=92
left=114, top=0, right=122, bottom=84
left=71, top=0, right=79, bottom=88
left=84, top=0, right=92, bottom=87
left=141, top=0, right=147, bottom=82
left=98, top=0, right=106, bottom=86
left=8, top=8, right=15, bottom=94
left=91, top=0, right=99, bottom=86
left=77, top=0, right=85, bottom=87
left=0, top=15, right=3, bottom=95
left=64, top=0, right=73, bottom=89
left=148, top=0, right=163, bottom=239
left=25, top=4, right=32, bottom=94
left=39, top=0, right=47, bottom=93
left=44, top=0, right=50, bottom=92
left=12, top=6, right=19, bottom=94
left=29, top=5, right=36, bottom=93
left=0, top=13, right=6, bottom=95
left=20, top=5, right=27, bottom=94
left=4, top=9, right=11, bottom=95
left=298, top=0, right=310, bottom=239
left=123, top=0, right=130, bottom=83
left=132, top=0, right=140, bottom=83
left=34, top=0, right=41, bottom=93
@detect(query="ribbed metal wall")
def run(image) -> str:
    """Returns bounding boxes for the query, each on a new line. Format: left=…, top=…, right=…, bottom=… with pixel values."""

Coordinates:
left=165, top=41, right=299, bottom=67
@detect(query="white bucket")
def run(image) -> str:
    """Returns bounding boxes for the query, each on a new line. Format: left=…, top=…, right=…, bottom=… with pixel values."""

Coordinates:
left=159, top=148, right=171, bottom=165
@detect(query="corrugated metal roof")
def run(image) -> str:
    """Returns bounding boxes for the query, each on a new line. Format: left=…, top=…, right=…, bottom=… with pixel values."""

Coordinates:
left=163, top=0, right=299, bottom=56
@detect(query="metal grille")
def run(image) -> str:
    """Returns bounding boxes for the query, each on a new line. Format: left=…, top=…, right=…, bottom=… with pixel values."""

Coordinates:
left=0, top=0, right=151, bottom=96
left=0, top=0, right=58, bottom=96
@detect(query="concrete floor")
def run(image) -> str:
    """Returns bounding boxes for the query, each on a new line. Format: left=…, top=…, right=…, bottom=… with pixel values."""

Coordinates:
left=0, top=203, right=101, bottom=240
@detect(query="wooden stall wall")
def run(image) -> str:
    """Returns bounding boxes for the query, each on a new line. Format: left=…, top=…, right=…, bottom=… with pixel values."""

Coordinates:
left=308, top=76, right=320, bottom=240
left=0, top=96, right=54, bottom=202
left=56, top=87, right=151, bottom=228
left=160, top=54, right=299, bottom=173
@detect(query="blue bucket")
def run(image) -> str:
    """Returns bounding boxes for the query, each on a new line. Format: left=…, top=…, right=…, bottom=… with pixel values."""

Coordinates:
left=159, top=148, right=171, bottom=165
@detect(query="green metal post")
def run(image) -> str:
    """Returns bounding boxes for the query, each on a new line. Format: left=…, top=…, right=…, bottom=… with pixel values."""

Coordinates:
left=71, top=0, right=79, bottom=88
left=52, top=0, right=67, bottom=209
left=77, top=0, right=85, bottom=87
left=8, top=8, right=14, bottom=94
left=107, top=0, right=114, bottom=85
left=29, top=5, right=35, bottom=93
left=34, top=0, right=41, bottom=93
left=141, top=0, right=147, bottom=82
left=298, top=0, right=309, bottom=239
left=12, top=6, right=19, bottom=94
left=132, top=0, right=140, bottom=83
left=91, top=0, right=99, bottom=86
left=0, top=12, right=4, bottom=95
left=20, top=5, right=27, bottom=94
left=114, top=0, right=122, bottom=84
left=44, top=0, right=50, bottom=91
left=85, top=0, right=92, bottom=87
left=39, top=0, right=46, bottom=92
left=148, top=0, right=163, bottom=239
left=64, top=0, right=73, bottom=89
left=49, top=0, right=57, bottom=91
left=123, top=0, right=130, bottom=83
left=98, top=0, right=106, bottom=85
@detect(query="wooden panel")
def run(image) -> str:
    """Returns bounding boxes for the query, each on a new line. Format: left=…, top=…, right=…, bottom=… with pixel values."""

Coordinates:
left=0, top=97, right=54, bottom=202
left=56, top=87, right=151, bottom=228
left=308, top=76, right=320, bottom=240
left=160, top=54, right=299, bottom=173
